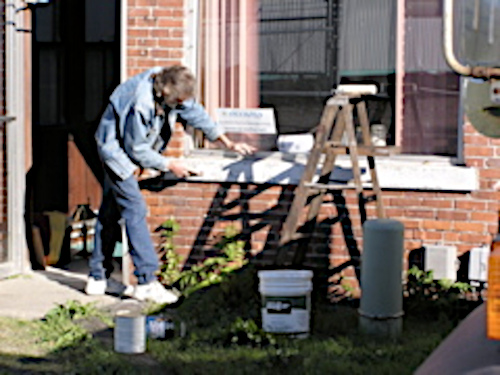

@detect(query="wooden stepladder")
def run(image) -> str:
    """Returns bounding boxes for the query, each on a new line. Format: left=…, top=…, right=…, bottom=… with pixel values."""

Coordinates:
left=276, top=85, right=396, bottom=266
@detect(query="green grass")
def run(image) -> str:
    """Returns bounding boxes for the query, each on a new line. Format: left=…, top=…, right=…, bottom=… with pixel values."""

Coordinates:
left=0, top=266, right=481, bottom=374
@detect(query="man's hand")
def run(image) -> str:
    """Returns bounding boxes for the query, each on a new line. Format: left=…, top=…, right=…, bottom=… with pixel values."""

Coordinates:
left=217, top=134, right=257, bottom=156
left=133, top=167, right=160, bottom=180
left=229, top=142, right=257, bottom=156
left=133, top=167, right=144, bottom=178
left=168, top=160, right=202, bottom=178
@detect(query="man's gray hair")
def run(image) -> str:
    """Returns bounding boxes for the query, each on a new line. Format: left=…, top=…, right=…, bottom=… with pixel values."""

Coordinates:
left=151, top=65, right=196, bottom=114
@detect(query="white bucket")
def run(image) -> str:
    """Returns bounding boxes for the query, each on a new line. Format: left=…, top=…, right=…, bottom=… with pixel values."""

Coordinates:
left=258, top=270, right=313, bottom=337
left=114, top=310, right=146, bottom=354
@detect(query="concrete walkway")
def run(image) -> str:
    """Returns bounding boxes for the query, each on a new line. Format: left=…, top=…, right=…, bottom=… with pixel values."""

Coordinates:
left=0, top=258, right=137, bottom=320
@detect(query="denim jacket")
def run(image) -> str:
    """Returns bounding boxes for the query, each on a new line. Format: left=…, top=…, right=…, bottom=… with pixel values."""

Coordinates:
left=95, top=67, right=224, bottom=180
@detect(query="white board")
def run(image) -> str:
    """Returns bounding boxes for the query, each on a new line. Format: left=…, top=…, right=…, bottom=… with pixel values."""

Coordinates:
left=216, top=108, right=277, bottom=134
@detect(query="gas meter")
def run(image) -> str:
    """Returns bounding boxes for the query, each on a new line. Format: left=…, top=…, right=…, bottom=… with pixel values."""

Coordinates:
left=444, top=0, right=500, bottom=137
left=464, top=79, right=500, bottom=138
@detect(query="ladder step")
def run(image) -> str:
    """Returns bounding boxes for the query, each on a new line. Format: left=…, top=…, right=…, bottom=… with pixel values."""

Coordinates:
left=323, top=144, right=400, bottom=156
left=304, top=182, right=369, bottom=191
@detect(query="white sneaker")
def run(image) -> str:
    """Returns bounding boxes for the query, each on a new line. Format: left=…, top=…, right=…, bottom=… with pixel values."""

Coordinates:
left=132, top=280, right=179, bottom=305
left=85, top=277, right=106, bottom=295
left=85, top=277, right=129, bottom=296
left=122, top=284, right=135, bottom=298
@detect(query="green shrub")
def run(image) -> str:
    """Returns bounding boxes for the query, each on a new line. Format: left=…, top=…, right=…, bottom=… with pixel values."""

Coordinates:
left=37, top=300, right=109, bottom=350
left=404, top=265, right=476, bottom=322
left=157, top=219, right=248, bottom=297
left=225, top=318, right=276, bottom=348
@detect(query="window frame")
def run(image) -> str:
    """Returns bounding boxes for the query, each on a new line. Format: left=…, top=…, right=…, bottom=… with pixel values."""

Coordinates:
left=187, top=0, right=465, bottom=163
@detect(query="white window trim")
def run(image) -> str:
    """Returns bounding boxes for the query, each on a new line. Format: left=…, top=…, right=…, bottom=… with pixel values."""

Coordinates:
left=120, top=0, right=128, bottom=82
left=395, top=0, right=405, bottom=147
left=3, top=0, right=29, bottom=277
left=183, top=0, right=199, bottom=77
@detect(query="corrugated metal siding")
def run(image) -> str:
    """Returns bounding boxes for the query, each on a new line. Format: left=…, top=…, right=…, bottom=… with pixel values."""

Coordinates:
left=339, top=0, right=396, bottom=76
left=405, top=18, right=451, bottom=72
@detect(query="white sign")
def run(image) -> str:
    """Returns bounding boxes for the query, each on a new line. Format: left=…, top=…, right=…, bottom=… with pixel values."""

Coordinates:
left=216, top=108, right=277, bottom=134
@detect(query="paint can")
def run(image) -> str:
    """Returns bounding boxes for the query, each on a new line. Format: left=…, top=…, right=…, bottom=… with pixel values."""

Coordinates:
left=258, top=270, right=313, bottom=338
left=114, top=310, right=146, bottom=354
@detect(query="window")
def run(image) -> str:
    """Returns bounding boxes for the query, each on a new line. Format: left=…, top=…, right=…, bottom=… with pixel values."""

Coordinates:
left=401, top=0, right=460, bottom=156
left=258, top=0, right=339, bottom=136
left=197, top=0, right=261, bottom=148
left=197, top=0, right=461, bottom=157
left=337, top=0, right=396, bottom=148
left=459, top=0, right=500, bottom=67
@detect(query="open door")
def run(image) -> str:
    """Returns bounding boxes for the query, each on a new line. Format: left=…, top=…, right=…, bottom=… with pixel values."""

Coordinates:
left=31, top=0, right=121, bottom=216
left=26, top=0, right=120, bottom=269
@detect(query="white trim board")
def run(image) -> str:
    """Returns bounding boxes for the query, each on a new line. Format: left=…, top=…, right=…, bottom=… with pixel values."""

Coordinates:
left=177, top=151, right=478, bottom=192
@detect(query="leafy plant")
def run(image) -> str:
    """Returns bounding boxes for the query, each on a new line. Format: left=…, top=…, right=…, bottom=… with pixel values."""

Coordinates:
left=157, top=219, right=248, bottom=297
left=329, top=275, right=357, bottom=303
left=37, top=300, right=110, bottom=351
left=157, top=218, right=182, bottom=286
left=406, top=266, right=471, bottom=298
left=225, top=317, right=276, bottom=348
left=404, top=266, right=475, bottom=322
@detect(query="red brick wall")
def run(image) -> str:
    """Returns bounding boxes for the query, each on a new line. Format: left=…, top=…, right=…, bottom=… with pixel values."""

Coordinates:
left=126, top=0, right=185, bottom=77
left=141, top=121, right=499, bottom=292
left=127, top=1, right=500, bottom=291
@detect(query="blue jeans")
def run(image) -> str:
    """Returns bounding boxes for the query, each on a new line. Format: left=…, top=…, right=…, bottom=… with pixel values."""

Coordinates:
left=89, top=166, right=159, bottom=284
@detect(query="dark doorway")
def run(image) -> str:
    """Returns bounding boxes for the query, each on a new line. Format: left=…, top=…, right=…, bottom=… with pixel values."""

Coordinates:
left=31, top=0, right=121, bottom=215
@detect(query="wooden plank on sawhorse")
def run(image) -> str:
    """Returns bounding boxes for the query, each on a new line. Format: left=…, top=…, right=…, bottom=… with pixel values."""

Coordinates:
left=275, top=85, right=390, bottom=267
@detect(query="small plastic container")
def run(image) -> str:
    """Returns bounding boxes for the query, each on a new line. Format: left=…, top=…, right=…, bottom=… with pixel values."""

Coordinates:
left=487, top=247, right=500, bottom=340
left=146, top=315, right=175, bottom=340
left=487, top=212, right=500, bottom=340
